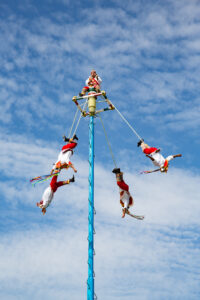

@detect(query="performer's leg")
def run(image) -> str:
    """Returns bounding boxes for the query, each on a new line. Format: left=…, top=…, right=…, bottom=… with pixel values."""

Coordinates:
left=173, top=154, right=182, bottom=158
left=57, top=175, right=75, bottom=187
left=94, top=85, right=100, bottom=93
left=117, top=180, right=129, bottom=192
left=79, top=86, right=89, bottom=96
left=50, top=175, right=58, bottom=187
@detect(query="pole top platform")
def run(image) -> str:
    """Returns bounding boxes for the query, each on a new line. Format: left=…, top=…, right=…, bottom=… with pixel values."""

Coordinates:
left=72, top=91, right=115, bottom=117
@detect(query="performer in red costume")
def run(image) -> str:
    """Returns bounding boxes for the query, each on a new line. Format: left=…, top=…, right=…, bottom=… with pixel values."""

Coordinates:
left=51, top=134, right=78, bottom=174
left=79, top=70, right=102, bottom=96
left=137, top=139, right=182, bottom=173
left=112, top=168, right=134, bottom=218
left=36, top=174, right=75, bottom=215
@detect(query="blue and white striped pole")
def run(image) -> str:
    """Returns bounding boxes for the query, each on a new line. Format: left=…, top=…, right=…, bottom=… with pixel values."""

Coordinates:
left=87, top=115, right=94, bottom=300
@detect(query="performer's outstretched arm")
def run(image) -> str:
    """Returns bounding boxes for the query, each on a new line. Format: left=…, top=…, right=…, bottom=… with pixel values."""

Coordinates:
left=68, top=161, right=77, bottom=173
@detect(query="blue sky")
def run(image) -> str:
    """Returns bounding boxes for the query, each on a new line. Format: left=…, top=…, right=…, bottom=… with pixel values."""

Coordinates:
left=0, top=0, right=200, bottom=299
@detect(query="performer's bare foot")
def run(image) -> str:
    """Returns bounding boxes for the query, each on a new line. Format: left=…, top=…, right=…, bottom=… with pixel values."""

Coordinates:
left=42, top=208, right=46, bottom=215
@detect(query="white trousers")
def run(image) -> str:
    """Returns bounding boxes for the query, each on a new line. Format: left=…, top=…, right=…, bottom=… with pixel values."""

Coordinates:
left=121, top=192, right=130, bottom=209
left=53, top=150, right=72, bottom=169
left=42, top=186, right=54, bottom=208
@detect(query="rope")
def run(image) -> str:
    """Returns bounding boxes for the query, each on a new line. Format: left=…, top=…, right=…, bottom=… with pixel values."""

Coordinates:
left=72, top=99, right=88, bottom=137
left=68, top=106, right=79, bottom=138
left=96, top=100, right=107, bottom=104
left=113, top=105, right=142, bottom=140
left=98, top=115, right=117, bottom=168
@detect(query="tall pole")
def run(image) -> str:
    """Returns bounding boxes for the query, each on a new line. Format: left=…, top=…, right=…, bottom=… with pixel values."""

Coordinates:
left=87, top=115, right=94, bottom=300
left=72, top=91, right=113, bottom=300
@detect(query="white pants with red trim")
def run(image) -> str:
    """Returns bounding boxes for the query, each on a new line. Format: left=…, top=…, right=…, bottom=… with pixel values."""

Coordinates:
left=151, top=152, right=165, bottom=168
left=151, top=153, right=174, bottom=168
left=166, top=155, right=174, bottom=162
left=53, top=150, right=72, bottom=170
left=120, top=189, right=131, bottom=209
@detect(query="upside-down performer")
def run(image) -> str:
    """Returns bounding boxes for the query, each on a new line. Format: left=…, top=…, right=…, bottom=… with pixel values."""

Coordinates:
left=112, top=168, right=144, bottom=220
left=37, top=174, right=75, bottom=215
left=137, top=139, right=182, bottom=173
left=112, top=168, right=134, bottom=218
left=79, top=69, right=102, bottom=96
left=51, top=134, right=78, bottom=174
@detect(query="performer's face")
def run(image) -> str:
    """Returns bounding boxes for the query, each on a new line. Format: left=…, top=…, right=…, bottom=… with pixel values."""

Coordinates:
left=91, top=70, right=97, bottom=78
